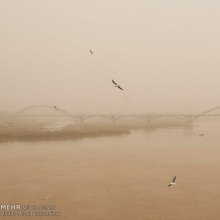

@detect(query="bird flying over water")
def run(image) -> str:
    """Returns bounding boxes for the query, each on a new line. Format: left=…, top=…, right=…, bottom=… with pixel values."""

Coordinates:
left=90, top=50, right=94, bottom=55
left=168, top=176, right=177, bottom=187
left=40, top=192, right=51, bottom=200
left=43, top=195, right=51, bottom=200
left=112, top=79, right=123, bottom=90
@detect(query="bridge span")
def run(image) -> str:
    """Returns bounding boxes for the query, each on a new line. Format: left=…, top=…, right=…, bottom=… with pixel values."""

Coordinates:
left=2, top=105, right=220, bottom=125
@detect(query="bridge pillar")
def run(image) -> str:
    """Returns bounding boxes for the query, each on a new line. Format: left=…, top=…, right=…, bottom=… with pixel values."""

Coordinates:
left=109, top=115, right=117, bottom=125
left=183, top=115, right=193, bottom=127
left=75, top=116, right=85, bottom=126
left=144, top=115, right=153, bottom=127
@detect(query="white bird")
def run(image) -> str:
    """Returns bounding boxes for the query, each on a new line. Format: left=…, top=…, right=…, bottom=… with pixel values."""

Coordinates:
left=168, top=176, right=177, bottom=187
left=43, top=195, right=51, bottom=200
left=90, top=50, right=94, bottom=55
left=40, top=193, right=51, bottom=200
left=112, top=79, right=124, bottom=90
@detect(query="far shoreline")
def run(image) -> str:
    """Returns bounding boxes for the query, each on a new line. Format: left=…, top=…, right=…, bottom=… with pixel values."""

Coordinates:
left=0, top=120, right=193, bottom=143
left=0, top=127, right=130, bottom=143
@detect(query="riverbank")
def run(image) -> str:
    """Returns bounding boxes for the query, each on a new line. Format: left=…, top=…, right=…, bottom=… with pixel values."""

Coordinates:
left=0, top=127, right=130, bottom=143
left=0, top=118, right=193, bottom=143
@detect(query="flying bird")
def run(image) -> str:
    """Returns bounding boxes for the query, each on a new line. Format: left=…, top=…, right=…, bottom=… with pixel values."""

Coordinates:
left=43, top=195, right=51, bottom=200
left=53, top=105, right=58, bottom=111
left=90, top=50, right=94, bottom=55
left=112, top=79, right=123, bottom=90
left=168, top=176, right=177, bottom=187
left=40, top=193, right=51, bottom=200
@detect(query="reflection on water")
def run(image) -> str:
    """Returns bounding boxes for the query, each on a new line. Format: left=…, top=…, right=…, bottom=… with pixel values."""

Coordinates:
left=0, top=119, right=220, bottom=220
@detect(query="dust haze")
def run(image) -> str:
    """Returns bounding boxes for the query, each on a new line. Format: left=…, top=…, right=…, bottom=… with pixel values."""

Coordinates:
left=1, top=0, right=220, bottom=113
left=1, top=1, right=220, bottom=220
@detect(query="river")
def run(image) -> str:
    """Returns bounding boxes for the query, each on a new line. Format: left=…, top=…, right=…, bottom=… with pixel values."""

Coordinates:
left=0, top=118, right=220, bottom=220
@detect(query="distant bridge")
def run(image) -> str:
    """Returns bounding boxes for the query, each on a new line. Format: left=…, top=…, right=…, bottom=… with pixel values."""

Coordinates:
left=192, top=106, right=220, bottom=120
left=2, top=105, right=220, bottom=125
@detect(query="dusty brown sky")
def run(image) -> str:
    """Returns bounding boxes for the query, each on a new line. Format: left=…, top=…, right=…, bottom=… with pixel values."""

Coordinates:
left=0, top=0, right=220, bottom=114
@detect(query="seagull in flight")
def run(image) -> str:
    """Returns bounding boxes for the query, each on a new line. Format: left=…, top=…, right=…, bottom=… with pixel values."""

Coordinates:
left=168, top=176, right=177, bottom=187
left=41, top=194, right=51, bottom=200
left=90, top=50, right=94, bottom=55
left=43, top=195, right=51, bottom=200
left=199, top=133, right=204, bottom=136
left=53, top=105, right=58, bottom=111
left=112, top=79, right=123, bottom=90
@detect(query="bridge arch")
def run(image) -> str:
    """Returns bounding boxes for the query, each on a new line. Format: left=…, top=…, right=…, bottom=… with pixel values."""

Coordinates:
left=83, top=115, right=115, bottom=122
left=13, top=105, right=75, bottom=119
left=150, top=115, right=185, bottom=121
left=193, top=106, right=220, bottom=120
left=115, top=115, right=146, bottom=121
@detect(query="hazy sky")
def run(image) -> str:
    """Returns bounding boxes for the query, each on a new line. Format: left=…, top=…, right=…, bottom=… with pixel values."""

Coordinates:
left=0, top=0, right=220, bottom=114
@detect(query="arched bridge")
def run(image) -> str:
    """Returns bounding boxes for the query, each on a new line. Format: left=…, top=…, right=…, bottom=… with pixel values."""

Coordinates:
left=4, top=105, right=220, bottom=125
left=193, top=106, right=220, bottom=120
left=13, top=105, right=75, bottom=119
